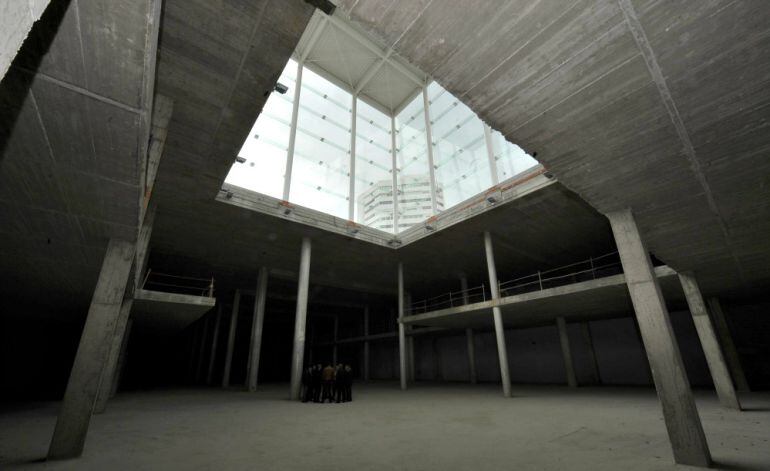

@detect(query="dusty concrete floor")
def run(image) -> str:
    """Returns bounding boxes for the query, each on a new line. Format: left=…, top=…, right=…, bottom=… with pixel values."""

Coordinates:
left=0, top=382, right=768, bottom=470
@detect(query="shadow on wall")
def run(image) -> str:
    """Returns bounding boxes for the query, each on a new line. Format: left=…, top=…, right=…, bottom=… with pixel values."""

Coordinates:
left=0, top=0, right=72, bottom=161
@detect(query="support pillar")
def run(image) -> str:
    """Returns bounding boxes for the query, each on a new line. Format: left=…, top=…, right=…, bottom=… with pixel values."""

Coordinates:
left=94, top=204, right=154, bottom=413
left=195, top=312, right=211, bottom=382
left=483, top=231, right=511, bottom=397
left=363, top=306, right=370, bottom=381
left=397, top=262, right=407, bottom=390
left=556, top=317, right=577, bottom=388
left=290, top=237, right=312, bottom=400
left=405, top=292, right=414, bottom=382
left=206, top=303, right=222, bottom=385
left=432, top=336, right=442, bottom=381
left=222, top=290, right=240, bottom=388
left=679, top=273, right=741, bottom=410
left=608, top=209, right=711, bottom=467
left=93, top=299, right=133, bottom=414
left=460, top=276, right=477, bottom=384
left=581, top=322, right=601, bottom=385
left=48, top=239, right=135, bottom=460
left=247, top=267, right=268, bottom=392
left=708, top=297, right=750, bottom=392
left=110, top=318, right=133, bottom=397
left=332, top=315, right=338, bottom=365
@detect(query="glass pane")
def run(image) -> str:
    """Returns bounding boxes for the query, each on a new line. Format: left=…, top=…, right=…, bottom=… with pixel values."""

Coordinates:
left=490, top=128, right=539, bottom=181
left=289, top=66, right=351, bottom=219
left=427, top=81, right=491, bottom=209
left=395, top=91, right=434, bottom=231
left=225, top=58, right=298, bottom=198
left=354, top=99, right=394, bottom=232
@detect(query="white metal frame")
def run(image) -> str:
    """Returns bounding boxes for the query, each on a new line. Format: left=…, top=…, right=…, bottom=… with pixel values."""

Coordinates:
left=275, top=13, right=524, bottom=234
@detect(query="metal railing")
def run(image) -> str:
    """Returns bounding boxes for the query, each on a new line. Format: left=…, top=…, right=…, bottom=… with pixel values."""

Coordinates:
left=141, top=269, right=215, bottom=298
left=407, top=251, right=622, bottom=315
left=407, top=284, right=487, bottom=315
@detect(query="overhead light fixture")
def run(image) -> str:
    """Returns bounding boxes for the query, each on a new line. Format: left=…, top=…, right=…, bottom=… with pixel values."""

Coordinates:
left=486, top=196, right=498, bottom=204
left=544, top=171, right=554, bottom=179
left=235, top=156, right=246, bottom=164
left=425, top=224, right=435, bottom=232
left=274, top=82, right=289, bottom=94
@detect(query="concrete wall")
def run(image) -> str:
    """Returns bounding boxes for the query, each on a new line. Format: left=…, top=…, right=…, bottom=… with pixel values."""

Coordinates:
left=0, top=0, right=50, bottom=79
left=367, top=308, right=752, bottom=388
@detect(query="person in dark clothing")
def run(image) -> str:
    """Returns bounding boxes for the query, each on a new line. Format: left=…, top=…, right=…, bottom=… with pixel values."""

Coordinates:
left=301, top=367, right=313, bottom=403
left=335, top=364, right=345, bottom=403
left=344, top=364, right=353, bottom=402
left=321, top=363, right=335, bottom=403
left=311, top=364, right=322, bottom=403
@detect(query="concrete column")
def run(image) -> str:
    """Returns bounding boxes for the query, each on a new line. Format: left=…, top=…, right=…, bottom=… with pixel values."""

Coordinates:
left=556, top=317, right=578, bottom=388
left=247, top=267, right=268, bottom=392
left=405, top=292, right=414, bottom=382
left=432, top=337, right=442, bottom=381
left=679, top=273, right=741, bottom=410
left=290, top=237, right=312, bottom=400
left=363, top=306, right=370, bottom=381
left=581, top=322, right=602, bottom=385
left=195, top=313, right=211, bottom=382
left=206, top=304, right=222, bottom=385
left=460, top=276, right=477, bottom=384
left=483, top=231, right=511, bottom=398
left=608, top=209, right=711, bottom=467
left=110, top=318, right=133, bottom=397
left=708, top=297, right=750, bottom=392
left=95, top=204, right=154, bottom=413
left=93, top=299, right=133, bottom=414
left=397, top=262, right=407, bottom=390
left=222, top=290, right=241, bottom=388
left=48, top=239, right=135, bottom=460
left=332, top=315, right=338, bottom=365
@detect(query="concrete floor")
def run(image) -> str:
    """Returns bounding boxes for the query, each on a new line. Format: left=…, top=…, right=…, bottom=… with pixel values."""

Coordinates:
left=1, top=383, right=768, bottom=470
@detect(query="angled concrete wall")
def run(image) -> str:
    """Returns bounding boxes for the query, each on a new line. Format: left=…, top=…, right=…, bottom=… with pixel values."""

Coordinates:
left=0, top=0, right=50, bottom=79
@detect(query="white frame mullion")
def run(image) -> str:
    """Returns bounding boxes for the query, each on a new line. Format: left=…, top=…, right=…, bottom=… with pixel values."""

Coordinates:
left=483, top=124, right=499, bottom=186
left=348, top=96, right=357, bottom=220
left=391, top=115, right=399, bottom=234
left=422, top=85, right=439, bottom=215
left=283, top=61, right=304, bottom=201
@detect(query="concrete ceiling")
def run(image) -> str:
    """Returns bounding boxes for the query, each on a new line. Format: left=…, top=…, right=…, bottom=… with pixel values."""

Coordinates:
left=0, top=0, right=155, bottom=310
left=3, top=0, right=766, bottom=328
left=334, top=0, right=770, bottom=298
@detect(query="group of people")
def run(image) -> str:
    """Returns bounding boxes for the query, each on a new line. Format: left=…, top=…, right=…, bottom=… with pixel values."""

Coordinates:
left=302, top=363, right=353, bottom=403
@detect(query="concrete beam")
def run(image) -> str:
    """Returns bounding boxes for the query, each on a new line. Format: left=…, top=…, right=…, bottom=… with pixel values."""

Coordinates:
left=484, top=231, right=511, bottom=398
left=608, top=209, right=710, bottom=467
left=556, top=317, right=577, bottom=388
left=461, top=276, right=477, bottom=384
left=289, top=237, right=312, bottom=400
left=708, top=298, right=750, bottom=393
left=679, top=273, right=741, bottom=410
left=581, top=322, right=602, bottom=385
left=246, top=267, right=268, bottom=392
left=93, top=299, right=134, bottom=414
left=222, top=290, right=240, bottom=388
left=48, top=239, right=135, bottom=459
left=206, top=304, right=222, bottom=385
left=398, top=262, right=407, bottom=390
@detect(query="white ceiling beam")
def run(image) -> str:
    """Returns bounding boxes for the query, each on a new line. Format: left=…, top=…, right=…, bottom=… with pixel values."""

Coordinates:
left=327, top=14, right=425, bottom=88
left=355, top=50, right=392, bottom=95
left=299, top=13, right=328, bottom=63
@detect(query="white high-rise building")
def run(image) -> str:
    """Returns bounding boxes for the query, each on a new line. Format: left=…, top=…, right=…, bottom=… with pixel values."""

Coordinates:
left=358, top=174, right=444, bottom=233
